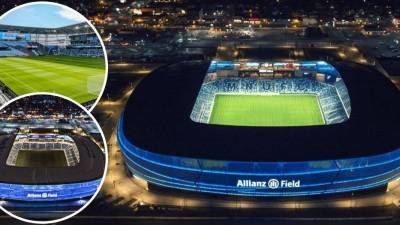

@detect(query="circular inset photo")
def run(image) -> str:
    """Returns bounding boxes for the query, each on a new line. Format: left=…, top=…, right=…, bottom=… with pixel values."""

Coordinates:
left=0, top=93, right=107, bottom=223
left=0, top=2, right=108, bottom=111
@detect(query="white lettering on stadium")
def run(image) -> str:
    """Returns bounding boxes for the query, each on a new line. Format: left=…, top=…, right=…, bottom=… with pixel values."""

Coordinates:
left=236, top=179, right=301, bottom=189
left=26, top=193, right=58, bottom=198
left=237, top=180, right=267, bottom=188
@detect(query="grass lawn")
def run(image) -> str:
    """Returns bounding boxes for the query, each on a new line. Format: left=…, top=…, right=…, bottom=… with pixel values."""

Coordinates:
left=209, top=94, right=325, bottom=127
left=15, top=150, right=68, bottom=167
left=0, top=55, right=105, bottom=104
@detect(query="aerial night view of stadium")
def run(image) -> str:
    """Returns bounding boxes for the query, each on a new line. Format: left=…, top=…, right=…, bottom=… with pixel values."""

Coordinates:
left=0, top=94, right=106, bottom=221
left=1, top=0, right=400, bottom=225
left=118, top=59, right=399, bottom=196
left=0, top=4, right=106, bottom=109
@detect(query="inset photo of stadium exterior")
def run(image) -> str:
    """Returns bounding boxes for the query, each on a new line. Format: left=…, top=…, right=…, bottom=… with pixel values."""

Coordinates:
left=0, top=94, right=106, bottom=222
left=0, top=3, right=107, bottom=110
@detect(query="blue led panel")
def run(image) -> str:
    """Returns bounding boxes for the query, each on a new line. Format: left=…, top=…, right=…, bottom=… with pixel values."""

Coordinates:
left=0, top=179, right=101, bottom=202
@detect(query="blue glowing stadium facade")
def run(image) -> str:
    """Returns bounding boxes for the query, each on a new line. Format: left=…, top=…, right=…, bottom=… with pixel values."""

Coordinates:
left=118, top=119, right=400, bottom=196
left=0, top=179, right=102, bottom=202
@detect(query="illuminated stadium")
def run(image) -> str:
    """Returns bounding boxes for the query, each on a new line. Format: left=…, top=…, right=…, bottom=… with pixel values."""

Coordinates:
left=0, top=22, right=105, bottom=107
left=0, top=94, right=105, bottom=218
left=118, top=60, right=400, bottom=197
left=0, top=132, right=105, bottom=202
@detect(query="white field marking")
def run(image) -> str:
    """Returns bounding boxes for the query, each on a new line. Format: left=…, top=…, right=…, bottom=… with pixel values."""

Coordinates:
left=4, top=58, right=103, bottom=75
left=0, top=69, right=37, bottom=92
left=206, top=93, right=325, bottom=124
left=0, top=60, right=101, bottom=88
left=0, top=66, right=92, bottom=97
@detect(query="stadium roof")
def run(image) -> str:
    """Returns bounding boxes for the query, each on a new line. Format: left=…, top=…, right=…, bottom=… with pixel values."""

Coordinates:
left=121, top=61, right=400, bottom=162
left=0, top=134, right=105, bottom=184
left=0, top=22, right=94, bottom=34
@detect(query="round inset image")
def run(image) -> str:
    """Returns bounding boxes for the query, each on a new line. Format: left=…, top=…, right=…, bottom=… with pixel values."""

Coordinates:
left=0, top=2, right=108, bottom=111
left=0, top=93, right=107, bottom=223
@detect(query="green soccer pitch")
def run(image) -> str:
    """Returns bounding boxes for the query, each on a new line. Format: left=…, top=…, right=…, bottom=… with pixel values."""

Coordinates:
left=0, top=55, right=105, bottom=104
left=209, top=94, right=325, bottom=127
left=15, top=150, right=68, bottom=168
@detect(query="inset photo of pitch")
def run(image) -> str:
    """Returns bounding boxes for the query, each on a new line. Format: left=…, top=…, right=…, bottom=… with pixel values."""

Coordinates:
left=0, top=93, right=107, bottom=223
left=0, top=2, right=107, bottom=110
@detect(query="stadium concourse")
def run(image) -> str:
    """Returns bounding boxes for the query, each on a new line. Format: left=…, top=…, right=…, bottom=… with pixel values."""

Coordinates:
left=0, top=22, right=105, bottom=107
left=118, top=60, right=400, bottom=197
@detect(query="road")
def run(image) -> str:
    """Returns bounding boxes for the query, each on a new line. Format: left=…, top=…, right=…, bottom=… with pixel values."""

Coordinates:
left=1, top=215, right=399, bottom=225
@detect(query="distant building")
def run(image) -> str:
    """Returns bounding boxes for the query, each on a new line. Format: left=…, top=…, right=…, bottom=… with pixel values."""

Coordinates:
left=393, top=17, right=400, bottom=29
left=361, top=24, right=387, bottom=36
left=302, top=18, right=318, bottom=26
